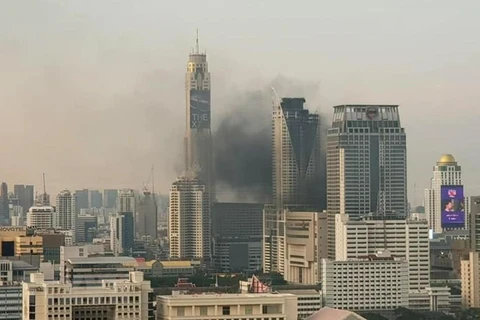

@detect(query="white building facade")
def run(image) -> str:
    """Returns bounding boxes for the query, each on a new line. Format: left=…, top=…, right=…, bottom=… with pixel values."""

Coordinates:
left=157, top=293, right=298, bottom=320
left=56, top=190, right=76, bottom=242
left=27, top=206, right=55, bottom=229
left=23, top=271, right=154, bottom=320
left=322, top=251, right=409, bottom=311
left=335, top=214, right=430, bottom=292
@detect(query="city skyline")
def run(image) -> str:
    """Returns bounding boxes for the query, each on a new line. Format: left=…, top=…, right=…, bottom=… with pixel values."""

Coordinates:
left=1, top=1, right=480, bottom=204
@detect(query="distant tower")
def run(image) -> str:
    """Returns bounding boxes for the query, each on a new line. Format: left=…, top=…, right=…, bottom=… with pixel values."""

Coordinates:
left=75, top=189, right=89, bottom=214
left=136, top=192, right=158, bottom=241
left=168, top=171, right=210, bottom=260
left=184, top=30, right=214, bottom=202
left=0, top=182, right=8, bottom=223
left=326, top=105, right=407, bottom=259
left=424, top=154, right=467, bottom=233
left=56, top=190, right=76, bottom=241
left=112, top=189, right=135, bottom=256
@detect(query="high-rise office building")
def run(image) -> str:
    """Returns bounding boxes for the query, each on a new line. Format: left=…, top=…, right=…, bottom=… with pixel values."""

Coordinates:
left=424, top=154, right=467, bottom=233
left=14, top=184, right=35, bottom=214
left=0, top=182, right=9, bottom=223
left=168, top=172, right=210, bottom=260
left=110, top=212, right=134, bottom=256
left=103, top=189, right=118, bottom=208
left=75, top=189, right=89, bottom=214
left=184, top=34, right=214, bottom=201
left=272, top=97, right=322, bottom=209
left=117, top=189, right=135, bottom=214
left=471, top=196, right=480, bottom=252
left=136, top=191, right=157, bottom=241
left=76, top=214, right=97, bottom=244
left=263, top=97, right=322, bottom=274
left=56, top=190, right=76, bottom=241
left=90, top=190, right=103, bottom=208
left=326, top=105, right=407, bottom=258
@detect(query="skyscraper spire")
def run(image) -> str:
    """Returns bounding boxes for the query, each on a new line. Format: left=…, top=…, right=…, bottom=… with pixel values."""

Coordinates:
left=195, top=29, right=199, bottom=54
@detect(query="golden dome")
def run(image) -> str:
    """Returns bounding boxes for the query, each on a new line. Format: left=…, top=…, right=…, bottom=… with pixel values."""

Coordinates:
left=438, top=154, right=456, bottom=164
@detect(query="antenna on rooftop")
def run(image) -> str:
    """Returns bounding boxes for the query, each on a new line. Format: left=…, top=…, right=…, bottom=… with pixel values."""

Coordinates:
left=195, top=29, right=199, bottom=54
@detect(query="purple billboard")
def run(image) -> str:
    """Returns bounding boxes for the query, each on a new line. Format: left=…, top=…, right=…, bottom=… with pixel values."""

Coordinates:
left=441, top=185, right=465, bottom=228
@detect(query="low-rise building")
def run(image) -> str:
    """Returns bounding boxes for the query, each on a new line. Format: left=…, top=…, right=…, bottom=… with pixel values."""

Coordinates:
left=157, top=292, right=298, bottom=320
left=322, top=251, right=409, bottom=312
left=63, top=256, right=135, bottom=287
left=276, top=289, right=322, bottom=320
left=22, top=271, right=154, bottom=320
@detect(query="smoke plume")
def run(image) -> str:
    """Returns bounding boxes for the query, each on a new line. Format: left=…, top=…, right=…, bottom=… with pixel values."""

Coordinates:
left=214, top=76, right=328, bottom=205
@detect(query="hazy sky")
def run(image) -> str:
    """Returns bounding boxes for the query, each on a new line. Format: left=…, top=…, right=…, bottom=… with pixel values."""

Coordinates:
left=1, top=1, right=479, bottom=205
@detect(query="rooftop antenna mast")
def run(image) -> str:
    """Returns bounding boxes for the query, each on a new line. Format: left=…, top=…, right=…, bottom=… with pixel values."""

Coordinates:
left=195, top=29, right=199, bottom=54
left=43, top=173, right=47, bottom=195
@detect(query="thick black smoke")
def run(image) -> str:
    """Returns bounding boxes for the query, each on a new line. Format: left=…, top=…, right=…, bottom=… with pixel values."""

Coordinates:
left=214, top=76, right=328, bottom=206
left=214, top=90, right=272, bottom=203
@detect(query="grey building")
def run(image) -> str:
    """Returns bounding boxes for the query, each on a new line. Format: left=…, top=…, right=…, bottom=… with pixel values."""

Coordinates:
left=75, top=214, right=97, bottom=244
left=13, top=185, right=34, bottom=215
left=90, top=190, right=103, bottom=209
left=212, top=203, right=263, bottom=273
left=471, top=196, right=480, bottom=252
left=103, top=189, right=118, bottom=209
left=0, top=259, right=38, bottom=320
left=75, top=189, right=89, bottom=214
left=136, top=192, right=157, bottom=241
left=0, top=183, right=8, bottom=224
left=264, top=97, right=322, bottom=273
left=326, top=105, right=407, bottom=258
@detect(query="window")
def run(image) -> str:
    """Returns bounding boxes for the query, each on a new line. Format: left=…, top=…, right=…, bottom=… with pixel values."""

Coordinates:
left=177, top=307, right=185, bottom=316
left=245, top=305, right=253, bottom=314
left=200, top=306, right=208, bottom=316
left=222, top=306, right=230, bottom=315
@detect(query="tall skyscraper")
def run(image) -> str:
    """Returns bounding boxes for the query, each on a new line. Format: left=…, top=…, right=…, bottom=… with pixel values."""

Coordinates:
left=0, top=183, right=8, bottom=223
left=56, top=190, right=76, bottom=240
left=75, top=189, right=89, bottom=214
left=184, top=33, right=214, bottom=201
left=168, top=171, right=210, bottom=260
left=14, top=185, right=35, bottom=214
left=90, top=190, right=103, bottom=208
left=103, top=189, right=118, bottom=209
left=424, top=154, right=467, bottom=233
left=112, top=189, right=136, bottom=255
left=326, top=105, right=407, bottom=258
left=136, top=191, right=157, bottom=241
left=263, top=97, right=322, bottom=274
left=272, top=97, right=322, bottom=209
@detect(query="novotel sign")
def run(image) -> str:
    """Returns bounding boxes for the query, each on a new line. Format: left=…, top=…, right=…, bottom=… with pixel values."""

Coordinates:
left=0, top=226, right=37, bottom=233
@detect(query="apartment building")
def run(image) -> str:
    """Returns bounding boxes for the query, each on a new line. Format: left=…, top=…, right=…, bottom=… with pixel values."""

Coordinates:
left=22, top=271, right=154, bottom=320
left=461, top=251, right=480, bottom=308
left=335, top=214, right=430, bottom=292
left=322, top=251, right=409, bottom=311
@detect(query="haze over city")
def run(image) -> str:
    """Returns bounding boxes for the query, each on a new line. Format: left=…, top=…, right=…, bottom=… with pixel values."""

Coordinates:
left=1, top=0, right=479, bottom=204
